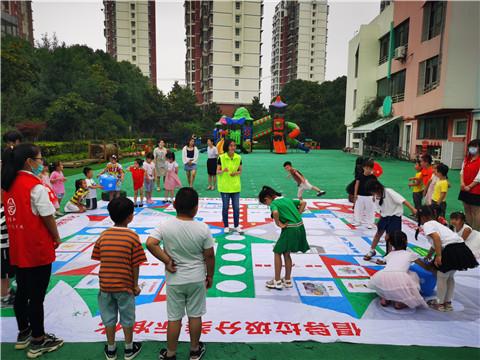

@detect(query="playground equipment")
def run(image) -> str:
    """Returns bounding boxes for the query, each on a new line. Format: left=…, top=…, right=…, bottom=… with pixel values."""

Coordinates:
left=213, top=96, right=309, bottom=154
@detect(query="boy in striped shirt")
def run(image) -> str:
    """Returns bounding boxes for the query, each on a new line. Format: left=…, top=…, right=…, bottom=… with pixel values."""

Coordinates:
left=92, top=197, right=146, bottom=360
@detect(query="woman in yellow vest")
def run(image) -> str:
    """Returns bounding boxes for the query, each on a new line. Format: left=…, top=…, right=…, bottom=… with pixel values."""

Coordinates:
left=217, top=139, right=243, bottom=234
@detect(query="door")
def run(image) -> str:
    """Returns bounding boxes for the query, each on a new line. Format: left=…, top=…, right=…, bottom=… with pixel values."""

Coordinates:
left=404, top=124, right=412, bottom=156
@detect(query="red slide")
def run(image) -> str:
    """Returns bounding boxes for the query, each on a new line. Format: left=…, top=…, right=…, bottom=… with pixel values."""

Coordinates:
left=273, top=138, right=287, bottom=154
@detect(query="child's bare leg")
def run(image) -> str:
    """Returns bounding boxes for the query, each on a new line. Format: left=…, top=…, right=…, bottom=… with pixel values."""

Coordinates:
left=106, top=326, right=117, bottom=346
left=140, top=188, right=144, bottom=204
left=188, top=317, right=202, bottom=351
left=122, top=325, right=133, bottom=345
left=167, top=320, right=182, bottom=357
left=385, top=234, right=391, bottom=254
left=134, top=190, right=138, bottom=204
left=283, top=252, right=292, bottom=281
left=311, top=185, right=322, bottom=192
left=370, top=230, right=385, bottom=251
left=274, top=253, right=282, bottom=281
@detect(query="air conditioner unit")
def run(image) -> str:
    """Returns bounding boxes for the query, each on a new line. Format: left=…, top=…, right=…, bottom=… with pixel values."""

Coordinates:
left=394, top=45, right=406, bottom=60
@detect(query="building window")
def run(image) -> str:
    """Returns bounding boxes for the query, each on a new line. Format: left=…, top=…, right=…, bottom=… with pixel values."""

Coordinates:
left=235, top=79, right=239, bottom=86
left=132, top=55, right=136, bottom=61
left=311, top=51, right=314, bottom=56
left=130, top=3, right=135, bottom=10
left=234, top=67, right=240, bottom=75
left=132, top=39, right=136, bottom=44
left=312, top=35, right=315, bottom=40
left=312, top=27, right=315, bottom=32
left=235, top=91, right=239, bottom=99
left=391, top=70, right=406, bottom=102
left=235, top=1, right=241, bottom=10
left=235, top=15, right=241, bottom=23
left=313, top=3, right=316, bottom=10
left=132, top=47, right=136, bottom=52
left=394, top=19, right=409, bottom=48
left=418, top=117, right=448, bottom=139
left=310, top=74, right=313, bottom=79
left=422, top=1, right=445, bottom=41
left=131, top=13, right=135, bottom=19
left=235, top=28, right=240, bottom=36
left=311, top=58, right=314, bottom=63
left=313, top=12, right=316, bottom=17
left=235, top=41, right=240, bottom=49
left=378, top=33, right=389, bottom=65
left=310, top=66, right=314, bottom=71
left=131, top=21, right=135, bottom=27
left=377, top=77, right=388, bottom=98
left=312, top=20, right=315, bottom=25
left=453, top=119, right=467, bottom=137
left=354, top=46, right=359, bottom=78
left=132, top=30, right=136, bottom=36
left=353, top=89, right=357, bottom=110
left=235, top=54, right=240, bottom=61
left=419, top=56, right=439, bottom=94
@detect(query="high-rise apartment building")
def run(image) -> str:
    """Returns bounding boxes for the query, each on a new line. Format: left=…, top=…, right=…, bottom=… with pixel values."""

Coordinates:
left=271, top=0, right=328, bottom=98
left=103, top=0, right=157, bottom=85
left=185, top=0, right=263, bottom=116
left=1, top=0, right=33, bottom=45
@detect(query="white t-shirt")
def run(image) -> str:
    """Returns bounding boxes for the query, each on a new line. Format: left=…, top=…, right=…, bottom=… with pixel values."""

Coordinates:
left=383, top=250, right=419, bottom=272
left=456, top=223, right=480, bottom=244
left=207, top=146, right=218, bottom=159
left=375, top=188, right=405, bottom=217
left=167, top=161, right=178, bottom=172
left=85, top=178, right=98, bottom=199
left=423, top=220, right=464, bottom=248
left=150, top=217, right=214, bottom=285
left=143, top=161, right=155, bottom=180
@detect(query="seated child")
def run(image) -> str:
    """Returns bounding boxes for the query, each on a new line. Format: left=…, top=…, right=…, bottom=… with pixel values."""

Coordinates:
left=417, top=206, right=478, bottom=311
left=450, top=212, right=480, bottom=259
left=64, top=179, right=88, bottom=213
left=84, top=167, right=102, bottom=210
left=283, top=161, right=326, bottom=200
left=368, top=231, right=427, bottom=309
left=91, top=197, right=145, bottom=360
left=146, top=187, right=215, bottom=360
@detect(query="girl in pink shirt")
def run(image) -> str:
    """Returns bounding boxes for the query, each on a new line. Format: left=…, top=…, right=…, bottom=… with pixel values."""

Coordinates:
left=49, top=162, right=66, bottom=201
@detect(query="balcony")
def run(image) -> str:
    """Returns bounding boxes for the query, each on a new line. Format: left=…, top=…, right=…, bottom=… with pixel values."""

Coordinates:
left=392, top=93, right=404, bottom=103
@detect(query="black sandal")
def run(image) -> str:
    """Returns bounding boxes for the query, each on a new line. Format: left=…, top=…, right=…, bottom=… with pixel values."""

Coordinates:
left=190, top=342, right=206, bottom=360
left=159, top=348, right=176, bottom=360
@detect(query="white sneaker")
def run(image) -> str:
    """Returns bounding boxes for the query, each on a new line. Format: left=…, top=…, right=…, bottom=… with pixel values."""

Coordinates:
left=367, top=224, right=374, bottom=229
left=235, top=226, right=244, bottom=234
left=224, top=227, right=230, bottom=234
left=266, top=279, right=283, bottom=290
left=282, top=278, right=293, bottom=288
left=351, top=222, right=361, bottom=227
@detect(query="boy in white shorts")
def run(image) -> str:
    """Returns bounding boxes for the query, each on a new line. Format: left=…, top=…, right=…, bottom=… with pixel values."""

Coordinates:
left=283, top=161, right=326, bottom=200
left=146, top=187, right=215, bottom=360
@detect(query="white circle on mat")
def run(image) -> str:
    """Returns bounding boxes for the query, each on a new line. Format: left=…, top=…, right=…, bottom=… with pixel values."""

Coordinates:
left=225, top=235, right=245, bottom=241
left=216, top=280, right=247, bottom=293
left=84, top=228, right=106, bottom=234
left=210, top=228, right=221, bottom=234
left=221, top=253, right=246, bottom=262
left=219, top=265, right=246, bottom=276
left=327, top=207, right=342, bottom=210
left=334, top=230, right=355, bottom=236
left=308, top=229, right=326, bottom=236
left=246, top=228, right=267, bottom=235
left=224, top=243, right=246, bottom=251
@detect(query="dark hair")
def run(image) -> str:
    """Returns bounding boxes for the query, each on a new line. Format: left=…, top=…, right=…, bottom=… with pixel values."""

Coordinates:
left=158, top=139, right=165, bottom=145
left=436, top=163, right=449, bottom=177
left=283, top=161, right=292, bottom=167
left=166, top=151, right=175, bottom=161
left=207, top=138, right=214, bottom=143
left=75, top=179, right=85, bottom=190
left=363, top=159, right=375, bottom=168
left=420, top=154, right=432, bottom=165
left=3, top=130, right=23, bottom=145
left=1, top=143, right=40, bottom=191
left=355, top=156, right=365, bottom=167
left=134, top=158, right=144, bottom=167
left=390, top=231, right=408, bottom=251
left=415, top=159, right=421, bottom=166
left=415, top=205, right=434, bottom=240
left=450, top=211, right=466, bottom=222
left=53, top=161, right=62, bottom=171
left=258, top=185, right=282, bottom=204
left=467, top=139, right=480, bottom=149
left=146, top=152, right=154, bottom=160
left=186, top=137, right=195, bottom=147
left=365, top=179, right=385, bottom=205
left=223, top=139, right=235, bottom=153
left=83, top=167, right=92, bottom=176
left=108, top=197, right=134, bottom=224
left=174, top=187, right=198, bottom=216
left=354, top=156, right=365, bottom=176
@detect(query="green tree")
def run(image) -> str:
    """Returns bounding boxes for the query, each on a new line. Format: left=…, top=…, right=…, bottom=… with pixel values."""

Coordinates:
left=247, top=96, right=268, bottom=120
left=353, top=96, right=384, bottom=127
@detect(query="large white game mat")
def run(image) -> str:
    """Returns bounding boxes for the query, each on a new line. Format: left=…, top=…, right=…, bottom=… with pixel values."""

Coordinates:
left=1, top=198, right=479, bottom=347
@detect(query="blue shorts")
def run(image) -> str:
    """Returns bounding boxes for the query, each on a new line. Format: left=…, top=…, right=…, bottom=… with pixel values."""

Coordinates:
left=184, top=163, right=197, bottom=172
left=98, top=291, right=135, bottom=327
left=377, top=215, right=402, bottom=235
left=144, top=180, right=154, bottom=193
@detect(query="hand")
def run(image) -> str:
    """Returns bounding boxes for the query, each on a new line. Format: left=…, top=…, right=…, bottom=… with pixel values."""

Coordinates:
left=165, top=259, right=177, bottom=273
left=411, top=208, right=417, bottom=216
left=133, top=285, right=142, bottom=296
left=230, top=171, right=237, bottom=177
left=53, top=239, right=62, bottom=249
left=205, top=276, right=213, bottom=289
left=278, top=222, right=287, bottom=229
left=353, top=195, right=358, bottom=203
left=434, top=255, right=442, bottom=267
left=464, top=185, right=471, bottom=192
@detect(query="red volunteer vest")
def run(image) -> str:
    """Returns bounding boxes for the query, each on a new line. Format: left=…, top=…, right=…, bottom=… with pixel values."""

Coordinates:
left=4, top=172, right=55, bottom=268
left=463, top=157, right=480, bottom=195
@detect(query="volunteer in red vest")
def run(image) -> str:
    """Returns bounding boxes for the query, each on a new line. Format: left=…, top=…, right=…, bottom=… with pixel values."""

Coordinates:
left=459, top=139, right=480, bottom=231
left=1, top=143, right=64, bottom=357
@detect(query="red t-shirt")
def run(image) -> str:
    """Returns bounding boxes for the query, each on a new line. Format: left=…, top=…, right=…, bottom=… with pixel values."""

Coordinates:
left=129, top=167, right=145, bottom=191
left=421, top=167, right=433, bottom=186
left=289, top=168, right=305, bottom=185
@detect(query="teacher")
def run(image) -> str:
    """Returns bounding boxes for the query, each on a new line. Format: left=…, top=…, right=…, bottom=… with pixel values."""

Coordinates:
left=153, top=139, right=167, bottom=192
left=217, top=139, right=243, bottom=234
left=182, top=137, right=199, bottom=188
left=459, top=139, right=480, bottom=230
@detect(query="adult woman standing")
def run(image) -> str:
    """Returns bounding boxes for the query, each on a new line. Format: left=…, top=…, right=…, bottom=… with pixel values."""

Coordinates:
left=206, top=138, right=218, bottom=190
left=182, top=138, right=199, bottom=188
left=1, top=144, right=63, bottom=357
left=154, top=139, right=167, bottom=192
left=459, top=139, right=480, bottom=230
left=217, top=139, right=243, bottom=234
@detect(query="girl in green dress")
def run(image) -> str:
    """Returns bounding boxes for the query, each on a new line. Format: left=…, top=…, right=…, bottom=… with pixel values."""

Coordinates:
left=259, top=186, right=310, bottom=290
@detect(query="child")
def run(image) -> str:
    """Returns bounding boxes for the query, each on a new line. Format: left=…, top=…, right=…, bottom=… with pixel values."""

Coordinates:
left=423, top=161, right=438, bottom=206
left=450, top=212, right=480, bottom=259
left=143, top=152, right=156, bottom=204
left=84, top=167, right=102, bottom=210
left=346, top=156, right=366, bottom=203
left=352, top=159, right=377, bottom=228
left=146, top=187, right=215, bottom=360
left=368, top=231, right=427, bottom=309
left=49, top=161, right=66, bottom=202
left=364, top=179, right=417, bottom=260
left=164, top=151, right=182, bottom=203
left=129, top=159, right=145, bottom=207
left=431, top=163, right=449, bottom=217
left=91, top=197, right=145, bottom=360
left=98, top=155, right=124, bottom=201
left=40, top=161, right=61, bottom=215
left=1, top=203, right=15, bottom=308
left=258, top=186, right=309, bottom=290
left=408, top=160, right=424, bottom=210
left=64, top=179, right=88, bottom=213
left=416, top=206, right=478, bottom=311
left=283, top=161, right=326, bottom=200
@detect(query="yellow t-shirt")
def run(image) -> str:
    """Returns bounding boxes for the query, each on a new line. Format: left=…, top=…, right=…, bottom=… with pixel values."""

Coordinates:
left=412, top=172, right=424, bottom=193
left=432, top=179, right=448, bottom=202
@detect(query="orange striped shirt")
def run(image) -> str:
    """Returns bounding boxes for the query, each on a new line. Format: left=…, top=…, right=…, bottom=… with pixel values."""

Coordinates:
left=91, top=227, right=146, bottom=294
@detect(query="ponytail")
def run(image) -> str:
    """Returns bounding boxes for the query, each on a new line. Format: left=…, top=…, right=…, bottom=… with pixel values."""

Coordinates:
left=415, top=205, right=434, bottom=240
left=258, top=185, right=282, bottom=204
left=365, top=179, right=385, bottom=206
left=1, top=143, right=40, bottom=191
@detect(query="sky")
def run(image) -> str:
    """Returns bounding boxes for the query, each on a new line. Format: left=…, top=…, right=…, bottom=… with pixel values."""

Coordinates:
left=32, top=0, right=380, bottom=104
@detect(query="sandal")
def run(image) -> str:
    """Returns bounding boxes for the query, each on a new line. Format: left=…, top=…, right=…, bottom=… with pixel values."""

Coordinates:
left=444, top=302, right=454, bottom=312
left=394, top=302, right=408, bottom=310
left=159, top=348, right=176, bottom=360
left=266, top=279, right=283, bottom=290
left=282, top=278, right=293, bottom=288
left=380, top=298, right=391, bottom=307
left=190, top=342, right=206, bottom=360
left=364, top=249, right=376, bottom=261
left=427, top=299, right=447, bottom=312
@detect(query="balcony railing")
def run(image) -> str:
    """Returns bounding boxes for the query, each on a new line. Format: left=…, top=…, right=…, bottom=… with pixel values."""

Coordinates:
left=392, top=93, right=404, bottom=103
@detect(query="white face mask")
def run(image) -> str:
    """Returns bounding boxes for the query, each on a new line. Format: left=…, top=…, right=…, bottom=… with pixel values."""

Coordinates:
left=468, top=147, right=478, bottom=155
